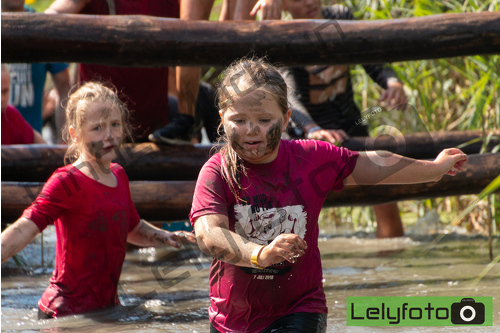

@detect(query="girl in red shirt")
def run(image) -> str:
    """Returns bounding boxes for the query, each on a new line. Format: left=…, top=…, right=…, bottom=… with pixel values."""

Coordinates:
left=190, top=58, right=468, bottom=333
left=1, top=81, right=196, bottom=318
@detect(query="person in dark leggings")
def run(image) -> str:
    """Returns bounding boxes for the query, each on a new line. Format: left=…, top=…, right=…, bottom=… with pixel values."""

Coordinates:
left=168, top=81, right=221, bottom=143
left=282, top=1, right=409, bottom=239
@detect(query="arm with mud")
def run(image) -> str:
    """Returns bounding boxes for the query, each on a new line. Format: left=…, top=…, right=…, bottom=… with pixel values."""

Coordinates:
left=346, top=148, right=468, bottom=185
left=127, top=219, right=196, bottom=248
left=194, top=213, right=307, bottom=268
left=1, top=218, right=40, bottom=263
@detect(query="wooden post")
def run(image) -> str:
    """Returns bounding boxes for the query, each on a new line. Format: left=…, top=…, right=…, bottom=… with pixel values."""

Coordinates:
left=2, top=12, right=500, bottom=66
left=2, top=153, right=499, bottom=223
left=1, top=130, right=498, bottom=182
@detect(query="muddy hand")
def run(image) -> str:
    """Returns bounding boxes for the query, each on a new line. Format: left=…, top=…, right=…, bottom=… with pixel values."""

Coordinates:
left=259, top=234, right=307, bottom=267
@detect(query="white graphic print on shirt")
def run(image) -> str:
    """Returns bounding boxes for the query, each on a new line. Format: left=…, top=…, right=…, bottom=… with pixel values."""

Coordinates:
left=234, top=204, right=307, bottom=245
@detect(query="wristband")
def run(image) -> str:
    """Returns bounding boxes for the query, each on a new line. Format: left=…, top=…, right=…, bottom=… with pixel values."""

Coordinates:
left=306, top=126, right=322, bottom=139
left=251, top=246, right=265, bottom=270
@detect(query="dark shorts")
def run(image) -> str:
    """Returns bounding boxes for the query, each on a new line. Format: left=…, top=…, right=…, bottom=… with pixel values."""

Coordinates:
left=210, top=312, right=327, bottom=333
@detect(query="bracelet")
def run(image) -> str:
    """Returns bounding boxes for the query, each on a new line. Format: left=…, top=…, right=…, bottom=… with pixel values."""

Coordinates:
left=306, top=126, right=322, bottom=139
left=250, top=246, right=265, bottom=270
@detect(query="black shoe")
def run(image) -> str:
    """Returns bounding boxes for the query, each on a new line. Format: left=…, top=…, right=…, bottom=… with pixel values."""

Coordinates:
left=149, top=114, right=194, bottom=145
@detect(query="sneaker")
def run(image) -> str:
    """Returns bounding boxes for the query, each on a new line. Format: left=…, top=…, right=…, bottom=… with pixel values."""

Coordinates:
left=149, top=114, right=194, bottom=145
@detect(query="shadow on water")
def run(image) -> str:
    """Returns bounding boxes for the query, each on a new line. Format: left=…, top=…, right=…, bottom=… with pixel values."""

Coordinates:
left=2, top=229, right=499, bottom=332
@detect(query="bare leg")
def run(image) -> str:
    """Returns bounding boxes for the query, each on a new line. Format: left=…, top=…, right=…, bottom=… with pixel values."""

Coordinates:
left=149, top=0, right=215, bottom=145
left=177, top=0, right=215, bottom=117
left=233, top=0, right=258, bottom=20
left=373, top=203, right=404, bottom=238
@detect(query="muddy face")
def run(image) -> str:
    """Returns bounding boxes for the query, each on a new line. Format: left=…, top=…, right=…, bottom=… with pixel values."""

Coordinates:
left=222, top=90, right=290, bottom=164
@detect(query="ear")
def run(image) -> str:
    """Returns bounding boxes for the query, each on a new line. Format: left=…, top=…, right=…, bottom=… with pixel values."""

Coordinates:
left=282, top=109, right=292, bottom=132
left=69, top=125, right=78, bottom=142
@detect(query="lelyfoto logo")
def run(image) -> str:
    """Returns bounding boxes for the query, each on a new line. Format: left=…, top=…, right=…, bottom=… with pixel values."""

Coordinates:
left=347, top=296, right=492, bottom=326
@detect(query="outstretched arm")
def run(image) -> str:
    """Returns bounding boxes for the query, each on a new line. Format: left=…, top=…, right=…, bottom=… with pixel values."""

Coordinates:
left=194, top=214, right=307, bottom=268
left=346, top=148, right=468, bottom=185
left=1, top=218, right=40, bottom=264
left=127, top=220, right=196, bottom=248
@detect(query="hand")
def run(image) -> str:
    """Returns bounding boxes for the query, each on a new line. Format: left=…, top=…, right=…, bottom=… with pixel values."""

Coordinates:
left=308, top=128, right=348, bottom=146
left=432, top=148, right=468, bottom=181
left=250, top=0, right=282, bottom=20
left=167, top=231, right=197, bottom=249
left=380, top=79, right=407, bottom=111
left=258, top=233, right=307, bottom=267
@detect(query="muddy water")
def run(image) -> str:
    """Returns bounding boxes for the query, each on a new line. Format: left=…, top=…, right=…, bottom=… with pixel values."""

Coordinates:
left=2, top=228, right=499, bottom=332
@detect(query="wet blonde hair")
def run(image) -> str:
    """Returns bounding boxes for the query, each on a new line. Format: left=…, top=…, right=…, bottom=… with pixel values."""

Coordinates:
left=215, top=57, right=289, bottom=201
left=63, top=81, right=131, bottom=164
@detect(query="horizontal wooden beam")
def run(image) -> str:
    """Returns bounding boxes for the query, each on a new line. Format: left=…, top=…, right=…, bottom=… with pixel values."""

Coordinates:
left=1, top=130, right=498, bottom=182
left=2, top=12, right=499, bottom=66
left=2, top=153, right=498, bottom=223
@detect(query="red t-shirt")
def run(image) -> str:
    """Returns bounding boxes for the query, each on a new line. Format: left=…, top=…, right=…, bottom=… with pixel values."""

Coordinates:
left=1, top=105, right=35, bottom=145
left=189, top=139, right=359, bottom=333
left=78, top=0, right=180, bottom=140
left=22, top=163, right=141, bottom=317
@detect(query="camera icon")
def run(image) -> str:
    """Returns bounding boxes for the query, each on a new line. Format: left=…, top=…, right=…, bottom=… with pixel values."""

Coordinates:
left=450, top=298, right=485, bottom=325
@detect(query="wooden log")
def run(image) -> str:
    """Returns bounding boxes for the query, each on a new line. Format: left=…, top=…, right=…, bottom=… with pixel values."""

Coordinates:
left=2, top=153, right=498, bottom=223
left=1, top=130, right=498, bottom=182
left=2, top=12, right=500, bottom=66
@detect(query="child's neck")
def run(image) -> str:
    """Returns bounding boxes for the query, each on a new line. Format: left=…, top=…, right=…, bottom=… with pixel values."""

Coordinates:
left=73, top=157, right=117, bottom=187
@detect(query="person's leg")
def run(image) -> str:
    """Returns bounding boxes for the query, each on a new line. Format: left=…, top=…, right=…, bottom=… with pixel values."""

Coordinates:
left=233, top=0, right=258, bottom=20
left=373, top=203, right=404, bottom=238
left=260, top=312, right=327, bottom=333
left=196, top=81, right=220, bottom=142
left=149, top=0, right=214, bottom=145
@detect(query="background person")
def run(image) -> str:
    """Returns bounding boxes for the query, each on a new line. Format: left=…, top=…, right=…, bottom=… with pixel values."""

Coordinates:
left=2, top=0, right=71, bottom=144
left=45, top=0, right=180, bottom=142
left=1, top=64, right=46, bottom=145
left=150, top=0, right=283, bottom=145
left=282, top=1, right=408, bottom=238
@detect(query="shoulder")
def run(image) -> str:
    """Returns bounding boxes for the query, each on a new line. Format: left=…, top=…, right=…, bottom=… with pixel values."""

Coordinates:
left=5, top=105, right=24, bottom=119
left=283, top=138, right=329, bottom=153
left=287, top=139, right=357, bottom=159
left=322, top=4, right=354, bottom=20
left=111, top=163, right=128, bottom=181
left=49, top=165, right=83, bottom=182
left=42, top=165, right=84, bottom=197
left=204, top=151, right=223, bottom=170
left=197, top=152, right=225, bottom=186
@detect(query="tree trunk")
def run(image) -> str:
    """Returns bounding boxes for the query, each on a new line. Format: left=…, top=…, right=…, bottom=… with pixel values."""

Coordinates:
left=2, top=12, right=499, bottom=66
left=2, top=153, right=498, bottom=223
left=1, top=130, right=498, bottom=182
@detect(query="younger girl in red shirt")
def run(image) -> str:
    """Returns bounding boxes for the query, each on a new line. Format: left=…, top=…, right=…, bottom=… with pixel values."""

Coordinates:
left=1, top=81, right=196, bottom=318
